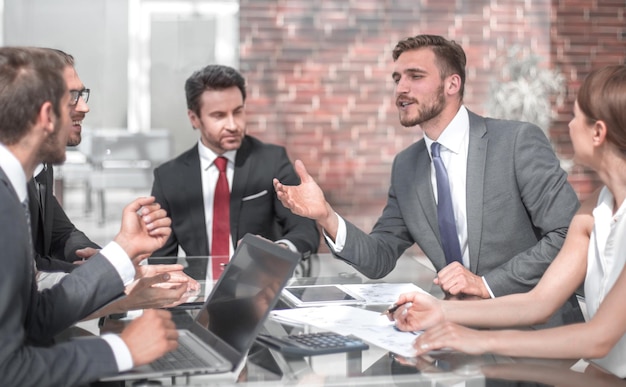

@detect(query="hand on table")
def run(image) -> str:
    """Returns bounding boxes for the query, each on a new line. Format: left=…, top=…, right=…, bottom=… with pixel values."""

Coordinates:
left=122, top=264, right=199, bottom=310
left=434, top=262, right=490, bottom=299
left=413, top=321, right=489, bottom=356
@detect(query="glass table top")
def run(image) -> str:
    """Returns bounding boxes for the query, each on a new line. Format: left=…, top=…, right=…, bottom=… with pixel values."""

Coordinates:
left=116, top=253, right=623, bottom=386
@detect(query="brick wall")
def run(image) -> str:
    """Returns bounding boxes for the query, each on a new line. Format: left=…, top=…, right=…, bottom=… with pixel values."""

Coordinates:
left=239, top=0, right=625, bottom=247
left=551, top=0, right=626, bottom=199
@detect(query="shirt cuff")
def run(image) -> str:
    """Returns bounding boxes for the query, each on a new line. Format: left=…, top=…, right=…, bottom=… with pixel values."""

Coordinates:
left=275, top=239, right=297, bottom=253
left=100, top=242, right=136, bottom=286
left=481, top=276, right=496, bottom=298
left=323, top=213, right=346, bottom=252
left=101, top=333, right=134, bottom=372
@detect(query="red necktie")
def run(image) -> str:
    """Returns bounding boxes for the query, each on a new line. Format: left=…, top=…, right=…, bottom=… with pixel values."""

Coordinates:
left=211, top=156, right=230, bottom=279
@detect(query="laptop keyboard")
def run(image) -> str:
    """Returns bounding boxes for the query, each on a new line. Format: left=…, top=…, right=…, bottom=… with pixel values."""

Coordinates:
left=151, top=334, right=225, bottom=371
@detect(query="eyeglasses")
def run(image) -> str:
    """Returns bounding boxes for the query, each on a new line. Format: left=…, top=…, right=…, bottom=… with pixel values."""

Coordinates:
left=69, top=88, right=90, bottom=106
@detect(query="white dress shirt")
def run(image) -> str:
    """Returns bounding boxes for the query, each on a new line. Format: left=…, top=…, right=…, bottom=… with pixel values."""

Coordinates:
left=0, top=143, right=135, bottom=372
left=422, top=106, right=470, bottom=268
left=197, top=140, right=297, bottom=264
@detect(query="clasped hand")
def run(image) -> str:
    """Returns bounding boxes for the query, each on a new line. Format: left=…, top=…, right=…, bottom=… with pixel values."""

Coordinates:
left=122, top=264, right=201, bottom=310
left=434, top=262, right=490, bottom=299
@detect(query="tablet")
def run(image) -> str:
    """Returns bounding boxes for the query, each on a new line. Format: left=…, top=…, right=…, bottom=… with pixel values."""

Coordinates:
left=281, top=284, right=366, bottom=307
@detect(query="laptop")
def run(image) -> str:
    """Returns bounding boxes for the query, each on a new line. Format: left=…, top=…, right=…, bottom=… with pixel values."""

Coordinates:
left=103, top=233, right=301, bottom=381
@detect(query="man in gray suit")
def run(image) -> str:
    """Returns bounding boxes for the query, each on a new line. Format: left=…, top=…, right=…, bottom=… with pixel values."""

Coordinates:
left=0, top=47, right=178, bottom=386
left=274, top=35, right=582, bottom=324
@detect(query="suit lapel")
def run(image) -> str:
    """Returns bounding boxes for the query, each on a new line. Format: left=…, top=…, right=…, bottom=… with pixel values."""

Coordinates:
left=412, top=143, right=450, bottom=269
left=413, top=143, right=440, bottom=242
left=466, top=111, right=488, bottom=273
left=26, top=180, right=40, bottom=239
left=41, top=165, right=54, bottom=253
left=182, top=148, right=210, bottom=254
left=230, top=137, right=252, bottom=246
left=26, top=178, right=47, bottom=254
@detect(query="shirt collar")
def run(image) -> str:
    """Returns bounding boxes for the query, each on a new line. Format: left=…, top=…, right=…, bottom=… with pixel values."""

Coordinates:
left=197, top=140, right=237, bottom=171
left=34, top=163, right=45, bottom=178
left=424, top=105, right=469, bottom=159
left=0, top=143, right=28, bottom=202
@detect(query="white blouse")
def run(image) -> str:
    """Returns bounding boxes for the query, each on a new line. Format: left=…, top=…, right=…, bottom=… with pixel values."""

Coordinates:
left=585, top=186, right=626, bottom=377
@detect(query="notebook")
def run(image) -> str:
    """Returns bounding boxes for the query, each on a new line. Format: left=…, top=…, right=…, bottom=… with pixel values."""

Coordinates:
left=103, top=233, right=301, bottom=381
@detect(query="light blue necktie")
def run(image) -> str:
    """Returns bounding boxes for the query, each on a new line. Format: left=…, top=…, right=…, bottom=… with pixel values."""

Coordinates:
left=431, top=142, right=462, bottom=264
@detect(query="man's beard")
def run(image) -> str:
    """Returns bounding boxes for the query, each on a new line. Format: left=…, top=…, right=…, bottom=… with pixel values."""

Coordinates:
left=399, top=85, right=446, bottom=128
left=66, top=132, right=81, bottom=147
left=38, top=119, right=67, bottom=165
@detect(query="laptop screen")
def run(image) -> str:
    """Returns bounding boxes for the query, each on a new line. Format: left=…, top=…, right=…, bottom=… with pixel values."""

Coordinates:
left=192, top=234, right=300, bottom=366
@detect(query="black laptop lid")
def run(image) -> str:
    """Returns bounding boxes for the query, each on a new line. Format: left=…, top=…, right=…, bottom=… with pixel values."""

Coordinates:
left=190, top=234, right=301, bottom=368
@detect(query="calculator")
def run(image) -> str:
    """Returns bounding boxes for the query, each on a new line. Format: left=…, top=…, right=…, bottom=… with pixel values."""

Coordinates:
left=256, top=331, right=369, bottom=356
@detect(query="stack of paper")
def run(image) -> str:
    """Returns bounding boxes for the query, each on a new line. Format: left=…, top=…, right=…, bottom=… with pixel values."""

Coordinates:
left=341, top=282, right=429, bottom=305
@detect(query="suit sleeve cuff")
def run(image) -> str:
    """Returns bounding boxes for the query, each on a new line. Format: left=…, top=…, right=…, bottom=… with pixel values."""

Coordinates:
left=101, top=334, right=134, bottom=372
left=324, top=213, right=346, bottom=252
left=100, top=242, right=136, bottom=286
left=481, top=276, right=496, bottom=299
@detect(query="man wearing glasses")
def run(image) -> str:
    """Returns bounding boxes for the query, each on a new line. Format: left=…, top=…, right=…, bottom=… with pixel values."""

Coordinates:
left=31, top=50, right=198, bottom=318
left=30, top=51, right=99, bottom=288
left=28, top=51, right=101, bottom=291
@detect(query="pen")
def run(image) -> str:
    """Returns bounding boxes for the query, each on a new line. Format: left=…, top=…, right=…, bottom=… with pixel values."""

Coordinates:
left=381, top=301, right=412, bottom=316
left=393, top=325, right=418, bottom=335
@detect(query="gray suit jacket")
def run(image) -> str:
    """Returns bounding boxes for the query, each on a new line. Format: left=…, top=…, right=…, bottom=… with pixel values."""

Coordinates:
left=335, top=110, right=580, bottom=301
left=0, top=167, right=126, bottom=386
left=151, top=135, right=320, bottom=259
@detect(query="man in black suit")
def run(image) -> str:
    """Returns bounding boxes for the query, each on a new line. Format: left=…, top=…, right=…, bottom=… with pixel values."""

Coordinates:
left=31, top=50, right=199, bottom=313
left=29, top=50, right=99, bottom=280
left=151, top=65, right=319, bottom=278
left=29, top=165, right=98, bottom=273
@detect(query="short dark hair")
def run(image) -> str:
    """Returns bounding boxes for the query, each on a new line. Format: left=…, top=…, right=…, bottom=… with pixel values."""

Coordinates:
left=392, top=34, right=467, bottom=97
left=48, top=48, right=75, bottom=66
left=0, top=47, right=67, bottom=145
left=185, top=64, right=246, bottom=116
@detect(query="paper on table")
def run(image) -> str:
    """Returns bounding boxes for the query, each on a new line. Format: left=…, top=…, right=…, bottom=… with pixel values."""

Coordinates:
left=341, top=283, right=430, bottom=305
left=269, top=305, right=420, bottom=358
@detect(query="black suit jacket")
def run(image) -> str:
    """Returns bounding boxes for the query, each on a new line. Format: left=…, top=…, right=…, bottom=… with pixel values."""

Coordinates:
left=151, top=135, right=320, bottom=261
left=28, top=165, right=100, bottom=272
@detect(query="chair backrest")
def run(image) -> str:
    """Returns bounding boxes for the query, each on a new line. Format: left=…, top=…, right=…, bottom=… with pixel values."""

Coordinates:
left=87, top=129, right=172, bottom=168
left=85, top=128, right=173, bottom=190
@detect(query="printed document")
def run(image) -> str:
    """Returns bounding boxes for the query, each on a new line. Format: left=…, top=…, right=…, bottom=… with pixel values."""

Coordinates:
left=270, top=305, right=421, bottom=358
